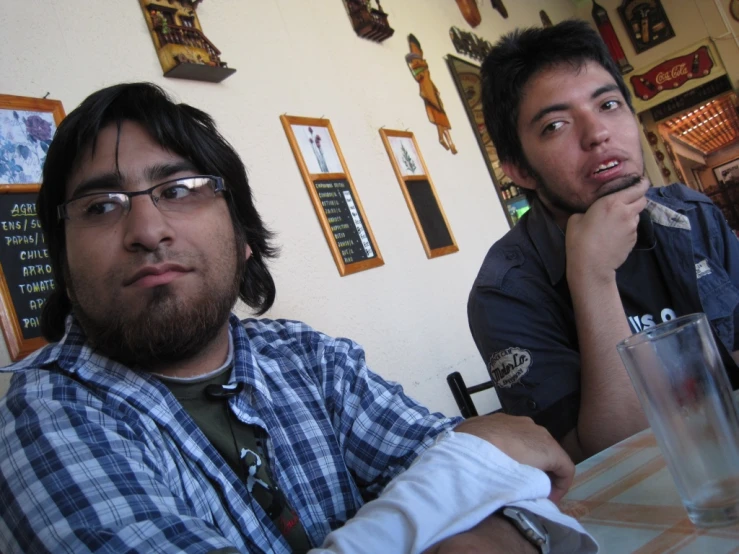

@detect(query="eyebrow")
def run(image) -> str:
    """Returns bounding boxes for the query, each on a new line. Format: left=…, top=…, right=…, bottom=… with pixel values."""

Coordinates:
left=70, top=160, right=200, bottom=198
left=528, top=84, right=621, bottom=127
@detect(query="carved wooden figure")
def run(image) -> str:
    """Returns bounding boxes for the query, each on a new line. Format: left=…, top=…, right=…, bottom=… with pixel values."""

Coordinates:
left=343, top=0, right=394, bottom=43
left=406, top=34, right=457, bottom=154
left=140, top=0, right=236, bottom=83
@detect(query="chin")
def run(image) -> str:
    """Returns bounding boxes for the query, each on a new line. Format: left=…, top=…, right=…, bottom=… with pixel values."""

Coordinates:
left=598, top=175, right=642, bottom=198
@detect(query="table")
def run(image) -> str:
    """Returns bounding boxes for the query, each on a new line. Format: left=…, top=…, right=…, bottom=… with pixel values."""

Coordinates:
left=561, top=431, right=739, bottom=553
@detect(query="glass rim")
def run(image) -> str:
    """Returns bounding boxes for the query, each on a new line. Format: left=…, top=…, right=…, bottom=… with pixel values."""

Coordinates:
left=616, top=312, right=707, bottom=351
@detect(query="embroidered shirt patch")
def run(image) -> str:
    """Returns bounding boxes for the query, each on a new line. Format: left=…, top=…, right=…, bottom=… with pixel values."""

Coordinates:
left=695, top=259, right=712, bottom=279
left=489, top=347, right=532, bottom=388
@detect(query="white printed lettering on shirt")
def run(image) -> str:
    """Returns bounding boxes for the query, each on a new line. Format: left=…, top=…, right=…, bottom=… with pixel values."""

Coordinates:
left=695, top=259, right=712, bottom=279
left=489, top=347, right=532, bottom=388
left=628, top=307, right=676, bottom=333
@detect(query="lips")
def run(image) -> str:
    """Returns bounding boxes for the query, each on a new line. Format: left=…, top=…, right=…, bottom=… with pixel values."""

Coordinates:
left=587, top=155, right=627, bottom=183
left=124, top=263, right=191, bottom=287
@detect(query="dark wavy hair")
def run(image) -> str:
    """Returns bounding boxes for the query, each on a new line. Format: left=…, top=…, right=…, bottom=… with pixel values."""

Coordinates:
left=37, top=82, right=278, bottom=341
left=481, top=19, right=633, bottom=177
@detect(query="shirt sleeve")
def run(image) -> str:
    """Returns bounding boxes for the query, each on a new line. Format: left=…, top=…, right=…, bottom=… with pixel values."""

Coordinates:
left=0, top=378, right=238, bottom=554
left=310, top=333, right=461, bottom=500
left=313, top=431, right=598, bottom=554
left=468, top=281, right=581, bottom=441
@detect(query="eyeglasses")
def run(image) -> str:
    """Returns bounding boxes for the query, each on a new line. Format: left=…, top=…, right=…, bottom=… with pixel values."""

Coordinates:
left=57, top=175, right=225, bottom=227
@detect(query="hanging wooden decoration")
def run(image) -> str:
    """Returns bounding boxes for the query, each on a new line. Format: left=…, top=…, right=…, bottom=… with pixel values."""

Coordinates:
left=618, top=0, right=675, bottom=54
left=455, top=0, right=481, bottom=28
left=139, top=0, right=236, bottom=83
left=406, top=35, right=457, bottom=154
left=592, top=1, right=634, bottom=74
left=449, top=27, right=493, bottom=63
left=491, top=0, right=508, bottom=18
left=540, top=10, right=553, bottom=28
left=342, top=0, right=394, bottom=43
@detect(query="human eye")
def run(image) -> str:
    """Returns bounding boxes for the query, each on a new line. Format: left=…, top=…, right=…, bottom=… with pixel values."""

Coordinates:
left=601, top=99, right=621, bottom=111
left=76, top=195, right=124, bottom=219
left=159, top=183, right=193, bottom=200
left=542, top=120, right=565, bottom=135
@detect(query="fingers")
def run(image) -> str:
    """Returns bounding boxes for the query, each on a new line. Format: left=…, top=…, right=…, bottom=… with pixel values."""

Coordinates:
left=614, top=176, right=650, bottom=206
left=547, top=453, right=575, bottom=503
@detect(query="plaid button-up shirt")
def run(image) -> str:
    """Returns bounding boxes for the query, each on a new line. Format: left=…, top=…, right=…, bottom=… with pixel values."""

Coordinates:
left=0, top=314, right=458, bottom=553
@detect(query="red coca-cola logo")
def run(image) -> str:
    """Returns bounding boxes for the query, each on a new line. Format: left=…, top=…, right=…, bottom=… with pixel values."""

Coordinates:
left=655, top=63, right=687, bottom=85
left=630, top=46, right=713, bottom=102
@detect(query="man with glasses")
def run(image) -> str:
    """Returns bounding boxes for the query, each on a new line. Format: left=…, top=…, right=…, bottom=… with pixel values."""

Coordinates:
left=0, top=83, right=594, bottom=553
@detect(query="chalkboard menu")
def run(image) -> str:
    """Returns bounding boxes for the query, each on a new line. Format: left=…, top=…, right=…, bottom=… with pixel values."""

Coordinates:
left=314, top=179, right=376, bottom=266
left=280, top=114, right=384, bottom=276
left=406, top=179, right=454, bottom=251
left=379, top=129, right=458, bottom=259
left=0, top=190, right=52, bottom=358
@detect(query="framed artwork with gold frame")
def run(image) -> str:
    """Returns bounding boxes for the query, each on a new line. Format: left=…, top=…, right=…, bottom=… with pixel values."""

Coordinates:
left=378, top=129, right=458, bottom=258
left=0, top=94, right=65, bottom=360
left=280, top=115, right=383, bottom=276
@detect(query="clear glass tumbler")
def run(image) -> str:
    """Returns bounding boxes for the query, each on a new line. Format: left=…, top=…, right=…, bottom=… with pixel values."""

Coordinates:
left=617, top=313, right=739, bottom=527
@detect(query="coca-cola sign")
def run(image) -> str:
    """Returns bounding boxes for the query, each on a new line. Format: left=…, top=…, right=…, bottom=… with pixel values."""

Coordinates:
left=630, top=46, right=713, bottom=102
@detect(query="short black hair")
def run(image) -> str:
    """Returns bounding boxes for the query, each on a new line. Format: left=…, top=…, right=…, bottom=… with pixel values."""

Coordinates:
left=481, top=19, right=633, bottom=170
left=37, top=82, right=278, bottom=341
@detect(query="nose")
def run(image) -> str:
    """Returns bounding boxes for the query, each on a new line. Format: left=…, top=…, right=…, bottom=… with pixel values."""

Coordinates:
left=122, top=194, right=174, bottom=252
left=579, top=111, right=610, bottom=151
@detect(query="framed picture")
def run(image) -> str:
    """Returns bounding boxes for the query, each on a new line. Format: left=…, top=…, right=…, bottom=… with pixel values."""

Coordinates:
left=445, top=55, right=529, bottom=228
left=618, top=0, right=675, bottom=54
left=379, top=129, right=458, bottom=259
left=713, top=157, right=739, bottom=185
left=280, top=115, right=383, bottom=276
left=0, top=94, right=65, bottom=360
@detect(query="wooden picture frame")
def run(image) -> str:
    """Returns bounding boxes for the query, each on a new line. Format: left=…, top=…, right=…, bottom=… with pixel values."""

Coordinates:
left=445, top=55, right=530, bottom=228
left=618, top=0, right=675, bottom=54
left=0, top=94, right=65, bottom=360
left=378, top=129, right=458, bottom=258
left=713, top=157, right=739, bottom=185
left=280, top=115, right=383, bottom=276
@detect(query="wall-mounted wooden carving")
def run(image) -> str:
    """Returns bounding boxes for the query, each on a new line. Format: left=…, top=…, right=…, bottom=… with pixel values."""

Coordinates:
left=140, top=0, right=236, bottom=83
left=449, top=26, right=493, bottom=63
left=455, top=0, right=481, bottom=27
left=491, top=0, right=508, bottom=18
left=343, top=0, right=394, bottom=43
left=406, top=34, right=457, bottom=154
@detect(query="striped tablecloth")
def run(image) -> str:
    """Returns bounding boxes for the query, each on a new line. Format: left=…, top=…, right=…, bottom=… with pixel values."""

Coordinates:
left=561, top=431, right=739, bottom=553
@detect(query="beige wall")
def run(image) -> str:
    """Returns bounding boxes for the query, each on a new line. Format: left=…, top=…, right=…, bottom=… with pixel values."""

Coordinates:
left=0, top=0, right=579, bottom=414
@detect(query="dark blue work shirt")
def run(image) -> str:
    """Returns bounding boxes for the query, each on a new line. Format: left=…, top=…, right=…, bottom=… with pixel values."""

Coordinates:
left=468, top=184, right=739, bottom=441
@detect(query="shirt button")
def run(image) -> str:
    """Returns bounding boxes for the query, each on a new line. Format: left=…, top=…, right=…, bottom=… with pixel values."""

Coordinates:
left=527, top=399, right=537, bottom=410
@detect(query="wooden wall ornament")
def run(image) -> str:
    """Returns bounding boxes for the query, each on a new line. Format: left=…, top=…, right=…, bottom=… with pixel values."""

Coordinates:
left=342, top=0, right=394, bottom=43
left=0, top=94, right=66, bottom=360
left=379, top=129, right=459, bottom=258
left=591, top=1, right=633, bottom=74
left=406, top=35, right=457, bottom=154
left=455, top=0, right=481, bottom=27
left=280, top=115, right=384, bottom=276
left=140, top=0, right=236, bottom=83
left=449, top=27, right=493, bottom=63
left=618, top=0, right=675, bottom=54
left=540, top=10, right=553, bottom=28
left=491, top=0, right=508, bottom=18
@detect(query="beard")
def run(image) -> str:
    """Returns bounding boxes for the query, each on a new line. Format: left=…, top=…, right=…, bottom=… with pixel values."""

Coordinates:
left=65, top=238, right=246, bottom=370
left=523, top=159, right=643, bottom=215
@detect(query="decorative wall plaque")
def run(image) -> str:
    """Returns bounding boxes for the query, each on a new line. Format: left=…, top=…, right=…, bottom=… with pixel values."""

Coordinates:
left=140, top=0, right=236, bottom=83
left=280, top=115, right=384, bottom=276
left=630, top=45, right=713, bottom=101
left=592, top=1, right=633, bottom=74
left=379, top=129, right=458, bottom=258
left=449, top=26, right=493, bottom=63
left=618, top=0, right=675, bottom=54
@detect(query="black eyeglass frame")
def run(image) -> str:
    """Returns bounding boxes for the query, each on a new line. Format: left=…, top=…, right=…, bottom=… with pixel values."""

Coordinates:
left=56, top=175, right=226, bottom=223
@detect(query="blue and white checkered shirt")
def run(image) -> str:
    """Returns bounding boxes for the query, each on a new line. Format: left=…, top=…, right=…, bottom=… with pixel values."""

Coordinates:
left=0, top=314, right=458, bottom=553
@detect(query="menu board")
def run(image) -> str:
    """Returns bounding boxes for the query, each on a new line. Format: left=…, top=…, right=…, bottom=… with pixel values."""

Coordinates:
left=314, top=179, right=375, bottom=266
left=0, top=191, right=53, bottom=352
left=406, top=179, right=454, bottom=251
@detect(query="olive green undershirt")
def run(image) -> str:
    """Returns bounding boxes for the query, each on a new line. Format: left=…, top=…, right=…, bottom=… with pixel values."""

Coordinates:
left=161, top=369, right=311, bottom=552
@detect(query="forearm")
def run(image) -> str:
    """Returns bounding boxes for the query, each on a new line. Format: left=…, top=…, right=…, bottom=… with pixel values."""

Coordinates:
left=421, top=513, right=537, bottom=554
left=569, top=274, right=647, bottom=456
